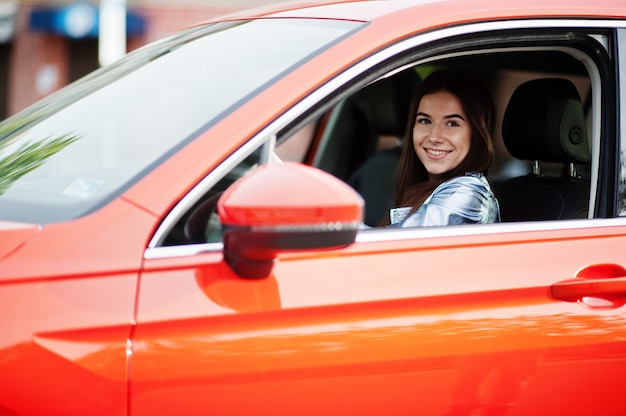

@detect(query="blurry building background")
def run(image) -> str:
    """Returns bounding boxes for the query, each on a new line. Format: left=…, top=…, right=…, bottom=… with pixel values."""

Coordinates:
left=0, top=0, right=284, bottom=120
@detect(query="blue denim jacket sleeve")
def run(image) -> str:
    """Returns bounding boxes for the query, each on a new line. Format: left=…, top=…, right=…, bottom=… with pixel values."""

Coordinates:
left=391, top=173, right=500, bottom=228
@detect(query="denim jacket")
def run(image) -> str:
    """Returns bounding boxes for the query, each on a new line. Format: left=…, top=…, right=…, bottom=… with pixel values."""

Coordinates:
left=390, top=172, right=500, bottom=228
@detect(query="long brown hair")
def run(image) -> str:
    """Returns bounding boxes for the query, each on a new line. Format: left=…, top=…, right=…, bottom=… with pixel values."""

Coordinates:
left=381, top=69, right=495, bottom=226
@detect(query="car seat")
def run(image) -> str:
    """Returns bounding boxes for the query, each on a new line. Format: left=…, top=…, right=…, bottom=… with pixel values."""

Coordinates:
left=495, top=78, right=591, bottom=221
left=345, top=70, right=421, bottom=226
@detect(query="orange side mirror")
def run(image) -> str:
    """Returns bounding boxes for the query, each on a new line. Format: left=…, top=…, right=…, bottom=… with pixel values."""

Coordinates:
left=218, top=162, right=364, bottom=278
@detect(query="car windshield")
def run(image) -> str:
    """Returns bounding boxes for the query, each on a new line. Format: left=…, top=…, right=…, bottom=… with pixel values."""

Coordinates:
left=0, top=18, right=361, bottom=224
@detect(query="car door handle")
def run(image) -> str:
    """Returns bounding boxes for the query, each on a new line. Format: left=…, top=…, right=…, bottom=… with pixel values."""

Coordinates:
left=551, top=264, right=626, bottom=307
left=551, top=277, right=626, bottom=302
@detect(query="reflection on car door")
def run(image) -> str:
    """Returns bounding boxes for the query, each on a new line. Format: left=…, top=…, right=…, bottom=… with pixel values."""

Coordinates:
left=133, top=221, right=626, bottom=415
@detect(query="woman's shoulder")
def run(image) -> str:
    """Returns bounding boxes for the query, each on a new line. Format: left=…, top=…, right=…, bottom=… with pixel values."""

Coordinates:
left=434, top=172, right=491, bottom=195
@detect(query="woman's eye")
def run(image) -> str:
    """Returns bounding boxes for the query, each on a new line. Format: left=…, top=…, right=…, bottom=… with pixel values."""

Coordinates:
left=416, top=118, right=430, bottom=125
left=447, top=120, right=460, bottom=127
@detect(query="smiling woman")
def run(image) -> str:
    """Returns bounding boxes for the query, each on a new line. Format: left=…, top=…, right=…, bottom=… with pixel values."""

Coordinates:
left=383, top=69, right=500, bottom=227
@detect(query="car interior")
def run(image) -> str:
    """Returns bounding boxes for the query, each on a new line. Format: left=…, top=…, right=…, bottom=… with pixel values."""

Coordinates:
left=301, top=46, right=597, bottom=228
left=162, top=30, right=607, bottom=246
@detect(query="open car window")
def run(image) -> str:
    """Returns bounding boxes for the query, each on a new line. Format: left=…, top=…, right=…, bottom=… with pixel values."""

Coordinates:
left=158, top=25, right=616, bottom=247
left=303, top=32, right=606, bottom=228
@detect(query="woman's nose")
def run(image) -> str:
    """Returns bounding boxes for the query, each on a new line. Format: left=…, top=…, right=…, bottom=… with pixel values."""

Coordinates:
left=428, top=125, right=444, bottom=143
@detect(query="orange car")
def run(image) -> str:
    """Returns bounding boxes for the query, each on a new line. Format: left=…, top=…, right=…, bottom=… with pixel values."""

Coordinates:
left=2, top=0, right=626, bottom=414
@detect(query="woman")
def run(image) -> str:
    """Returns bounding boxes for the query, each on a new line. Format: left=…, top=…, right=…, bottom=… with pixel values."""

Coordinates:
left=384, top=69, right=500, bottom=227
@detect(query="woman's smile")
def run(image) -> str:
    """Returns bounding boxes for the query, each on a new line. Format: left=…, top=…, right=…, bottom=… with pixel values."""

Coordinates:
left=424, top=147, right=452, bottom=158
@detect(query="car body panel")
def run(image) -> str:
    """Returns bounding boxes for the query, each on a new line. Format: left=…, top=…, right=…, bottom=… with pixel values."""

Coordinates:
left=0, top=272, right=136, bottom=415
left=0, top=221, right=40, bottom=260
left=0, top=201, right=154, bottom=415
left=134, top=219, right=626, bottom=414
left=205, top=0, right=626, bottom=23
left=0, top=198, right=155, bottom=281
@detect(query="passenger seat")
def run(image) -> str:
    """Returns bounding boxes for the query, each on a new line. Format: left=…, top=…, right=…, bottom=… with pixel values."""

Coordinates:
left=495, top=78, right=591, bottom=221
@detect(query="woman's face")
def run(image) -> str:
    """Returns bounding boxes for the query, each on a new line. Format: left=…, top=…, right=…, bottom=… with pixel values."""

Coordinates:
left=412, top=90, right=472, bottom=180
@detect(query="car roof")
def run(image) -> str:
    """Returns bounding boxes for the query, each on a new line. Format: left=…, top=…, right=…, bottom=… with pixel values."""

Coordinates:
left=200, top=0, right=626, bottom=24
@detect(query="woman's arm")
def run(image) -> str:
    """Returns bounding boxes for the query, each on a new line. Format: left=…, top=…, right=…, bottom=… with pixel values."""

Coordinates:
left=400, top=175, right=499, bottom=227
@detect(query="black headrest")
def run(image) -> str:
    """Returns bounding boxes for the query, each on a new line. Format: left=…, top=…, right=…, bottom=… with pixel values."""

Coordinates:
left=356, top=70, right=421, bottom=137
left=502, top=78, right=589, bottom=164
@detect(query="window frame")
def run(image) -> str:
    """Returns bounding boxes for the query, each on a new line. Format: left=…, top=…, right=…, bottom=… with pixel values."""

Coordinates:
left=617, top=28, right=626, bottom=216
left=147, top=18, right=625, bottom=256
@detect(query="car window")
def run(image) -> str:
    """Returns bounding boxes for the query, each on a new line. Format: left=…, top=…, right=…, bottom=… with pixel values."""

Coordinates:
left=160, top=26, right=616, bottom=247
left=307, top=46, right=601, bottom=226
left=0, top=18, right=361, bottom=225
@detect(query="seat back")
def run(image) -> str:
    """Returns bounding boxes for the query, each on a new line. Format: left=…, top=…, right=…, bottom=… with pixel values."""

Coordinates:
left=496, top=78, right=590, bottom=221
left=314, top=69, right=419, bottom=179
left=344, top=70, right=421, bottom=226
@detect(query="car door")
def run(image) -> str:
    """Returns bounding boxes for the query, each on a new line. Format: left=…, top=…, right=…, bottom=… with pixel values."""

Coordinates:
left=135, top=216, right=626, bottom=415
left=131, top=22, right=626, bottom=416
